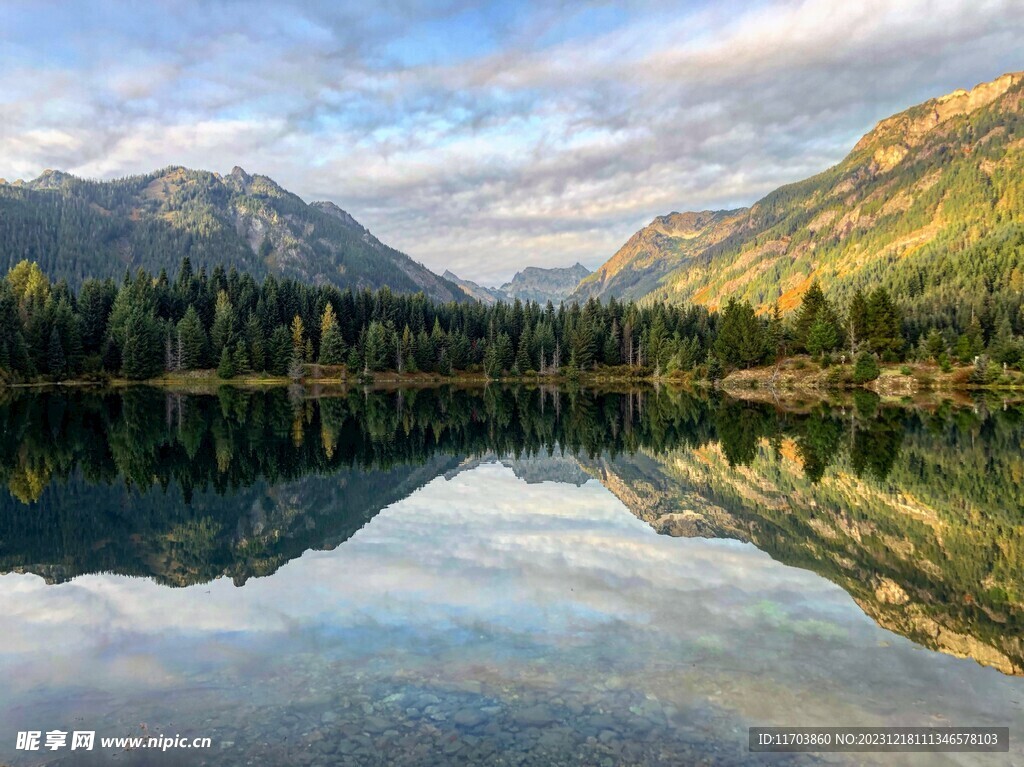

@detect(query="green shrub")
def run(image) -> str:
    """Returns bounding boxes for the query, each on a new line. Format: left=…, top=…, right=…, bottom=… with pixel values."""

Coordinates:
left=853, top=351, right=880, bottom=384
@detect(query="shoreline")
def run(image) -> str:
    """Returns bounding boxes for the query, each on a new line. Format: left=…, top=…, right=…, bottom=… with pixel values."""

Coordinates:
left=3, top=357, right=1023, bottom=397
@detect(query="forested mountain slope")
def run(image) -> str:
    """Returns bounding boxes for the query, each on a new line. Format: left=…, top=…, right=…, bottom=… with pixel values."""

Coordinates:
left=573, top=72, right=1024, bottom=331
left=0, top=166, right=466, bottom=302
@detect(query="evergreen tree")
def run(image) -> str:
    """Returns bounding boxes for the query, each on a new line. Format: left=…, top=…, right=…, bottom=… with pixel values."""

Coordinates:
left=957, top=315, right=985, bottom=363
left=217, top=346, right=236, bottom=379
left=176, top=306, right=207, bottom=370
left=210, top=290, right=235, bottom=359
left=924, top=328, right=946, bottom=362
left=604, top=319, right=621, bottom=365
left=438, top=347, right=453, bottom=376
left=807, top=314, right=840, bottom=358
left=268, top=325, right=292, bottom=376
left=364, top=321, right=389, bottom=371
left=865, top=287, right=902, bottom=360
left=399, top=325, right=416, bottom=372
left=318, top=304, right=346, bottom=365
left=515, top=338, right=531, bottom=374
left=120, top=306, right=162, bottom=380
left=569, top=321, right=596, bottom=369
left=245, top=312, right=266, bottom=372
left=232, top=340, right=250, bottom=375
left=714, top=298, right=766, bottom=368
left=795, top=281, right=841, bottom=355
left=78, top=278, right=115, bottom=354
left=848, top=289, right=869, bottom=354
left=47, top=327, right=67, bottom=378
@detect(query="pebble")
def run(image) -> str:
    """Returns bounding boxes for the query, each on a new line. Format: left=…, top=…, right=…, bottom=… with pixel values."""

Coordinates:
left=452, top=708, right=487, bottom=727
left=512, top=704, right=556, bottom=727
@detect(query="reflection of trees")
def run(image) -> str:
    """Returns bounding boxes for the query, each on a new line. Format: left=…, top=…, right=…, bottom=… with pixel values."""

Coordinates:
left=0, top=386, right=1020, bottom=598
left=795, top=409, right=845, bottom=483
left=4, top=387, right=1018, bottom=509
left=589, top=396, right=1024, bottom=674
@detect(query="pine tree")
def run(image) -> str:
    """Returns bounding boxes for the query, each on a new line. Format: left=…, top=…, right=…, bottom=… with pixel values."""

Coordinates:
left=399, top=325, right=416, bottom=372
left=364, top=321, right=389, bottom=372
left=604, top=319, right=621, bottom=365
left=176, top=306, right=207, bottom=370
left=217, top=346, right=236, bottom=379
left=430, top=317, right=446, bottom=366
left=415, top=329, right=433, bottom=372
left=714, top=298, right=766, bottom=367
left=569, top=321, right=596, bottom=369
left=515, top=338, right=531, bottom=374
left=795, top=281, right=841, bottom=354
left=290, top=315, right=305, bottom=355
left=232, top=340, right=250, bottom=375
left=957, top=315, right=984, bottom=362
left=438, top=348, right=453, bottom=376
left=121, top=306, right=162, bottom=380
left=210, top=290, right=235, bottom=359
left=47, top=327, right=67, bottom=379
left=848, top=289, right=869, bottom=354
left=269, top=325, right=292, bottom=376
left=865, top=287, right=902, bottom=360
left=77, top=279, right=115, bottom=354
left=807, top=314, right=840, bottom=358
left=924, top=328, right=946, bottom=362
left=318, top=304, right=346, bottom=365
left=53, top=297, right=83, bottom=372
left=246, top=312, right=266, bottom=372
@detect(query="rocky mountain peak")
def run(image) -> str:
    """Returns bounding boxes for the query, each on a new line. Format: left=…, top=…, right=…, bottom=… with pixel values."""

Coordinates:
left=310, top=200, right=365, bottom=232
left=854, top=71, right=1024, bottom=154
left=28, top=169, right=75, bottom=190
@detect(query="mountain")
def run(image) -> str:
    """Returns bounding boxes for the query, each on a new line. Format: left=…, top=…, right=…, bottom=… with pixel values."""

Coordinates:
left=444, top=263, right=592, bottom=305
left=581, top=416, right=1024, bottom=676
left=442, top=270, right=508, bottom=305
left=500, top=263, right=591, bottom=304
left=573, top=72, right=1024, bottom=325
left=0, top=165, right=467, bottom=302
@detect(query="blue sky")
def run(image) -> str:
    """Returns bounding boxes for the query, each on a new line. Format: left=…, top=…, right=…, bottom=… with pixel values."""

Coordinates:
left=1, top=0, right=1022, bottom=283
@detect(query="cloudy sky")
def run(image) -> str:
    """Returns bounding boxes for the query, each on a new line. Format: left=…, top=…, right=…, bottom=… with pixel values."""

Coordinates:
left=1, top=0, right=1022, bottom=284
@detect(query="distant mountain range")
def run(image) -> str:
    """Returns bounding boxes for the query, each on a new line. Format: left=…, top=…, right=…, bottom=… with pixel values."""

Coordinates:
left=445, top=263, right=592, bottom=305
left=573, top=71, right=1024, bottom=324
left=0, top=165, right=467, bottom=302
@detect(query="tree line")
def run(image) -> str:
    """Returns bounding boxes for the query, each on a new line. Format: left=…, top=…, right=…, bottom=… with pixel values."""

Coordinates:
left=1, top=258, right=1022, bottom=384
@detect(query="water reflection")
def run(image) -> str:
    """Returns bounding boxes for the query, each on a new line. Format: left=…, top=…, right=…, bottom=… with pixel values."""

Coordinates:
left=0, top=386, right=1022, bottom=765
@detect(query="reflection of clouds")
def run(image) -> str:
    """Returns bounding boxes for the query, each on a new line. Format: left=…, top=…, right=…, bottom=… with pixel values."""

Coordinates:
left=1, top=462, right=1021, bottom=738
left=1, top=2, right=1021, bottom=282
left=1, top=462, right=830, bottom=651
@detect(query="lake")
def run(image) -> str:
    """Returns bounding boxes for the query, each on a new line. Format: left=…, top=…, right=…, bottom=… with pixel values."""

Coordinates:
left=0, top=386, right=1021, bottom=766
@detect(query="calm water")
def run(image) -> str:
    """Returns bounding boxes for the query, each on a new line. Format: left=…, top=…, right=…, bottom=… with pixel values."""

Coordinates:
left=0, top=386, right=1021, bottom=766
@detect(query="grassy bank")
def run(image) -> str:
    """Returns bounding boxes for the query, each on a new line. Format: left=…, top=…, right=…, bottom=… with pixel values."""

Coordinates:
left=5, top=357, right=1024, bottom=395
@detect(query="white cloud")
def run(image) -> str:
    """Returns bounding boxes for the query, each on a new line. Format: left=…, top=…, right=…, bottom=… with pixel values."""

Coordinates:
left=0, top=0, right=1021, bottom=283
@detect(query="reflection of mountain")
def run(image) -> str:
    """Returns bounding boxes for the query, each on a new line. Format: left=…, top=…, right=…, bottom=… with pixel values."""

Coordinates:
left=0, top=458, right=458, bottom=587
left=0, top=386, right=1020, bottom=676
left=449, top=452, right=592, bottom=486
left=582, top=417, right=1024, bottom=676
